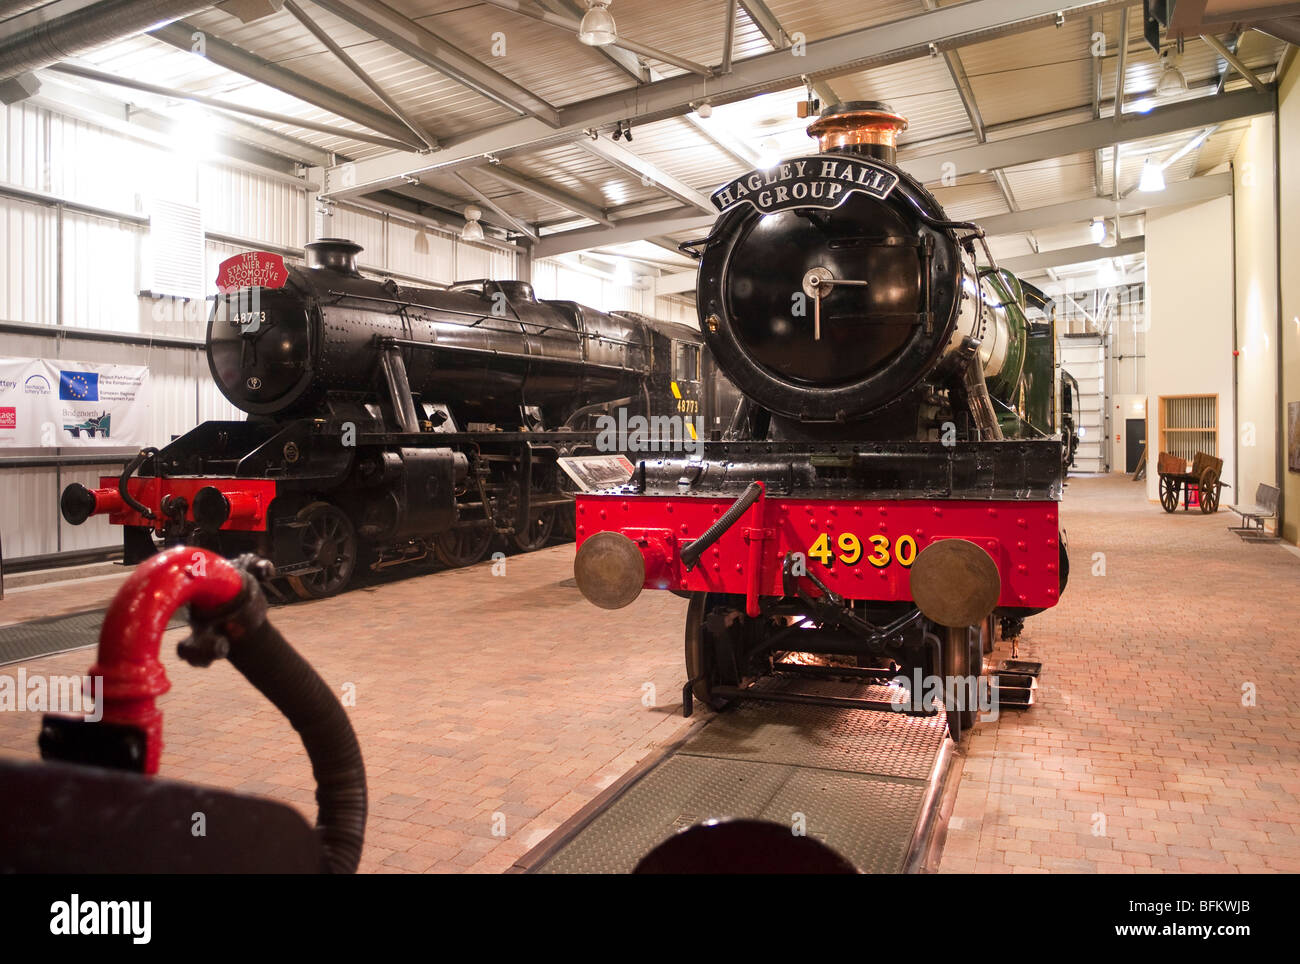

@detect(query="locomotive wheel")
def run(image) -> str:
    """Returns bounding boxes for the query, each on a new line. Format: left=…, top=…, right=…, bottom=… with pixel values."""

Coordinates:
left=1158, top=476, right=1179, bottom=512
left=942, top=624, right=978, bottom=743
left=1199, top=471, right=1221, bottom=513
left=684, top=593, right=734, bottom=713
left=433, top=525, right=494, bottom=568
left=512, top=507, right=557, bottom=552
left=287, top=502, right=358, bottom=600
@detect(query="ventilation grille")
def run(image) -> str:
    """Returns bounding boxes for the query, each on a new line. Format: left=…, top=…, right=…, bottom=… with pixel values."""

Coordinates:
left=147, top=198, right=205, bottom=298
left=1159, top=395, right=1217, bottom=462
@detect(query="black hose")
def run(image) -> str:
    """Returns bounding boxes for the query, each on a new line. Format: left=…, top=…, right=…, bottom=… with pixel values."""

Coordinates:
left=119, top=447, right=159, bottom=520
left=680, top=481, right=762, bottom=571
left=186, top=568, right=367, bottom=874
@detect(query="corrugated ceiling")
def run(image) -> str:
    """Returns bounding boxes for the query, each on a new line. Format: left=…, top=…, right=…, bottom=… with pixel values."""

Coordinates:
left=27, top=0, right=1288, bottom=278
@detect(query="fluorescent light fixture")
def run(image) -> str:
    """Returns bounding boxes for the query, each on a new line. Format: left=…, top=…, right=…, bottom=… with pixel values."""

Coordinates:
left=578, top=1, right=617, bottom=46
left=1138, top=157, right=1166, bottom=193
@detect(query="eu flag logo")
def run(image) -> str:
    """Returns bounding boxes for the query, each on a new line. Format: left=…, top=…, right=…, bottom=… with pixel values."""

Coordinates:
left=59, top=371, right=98, bottom=401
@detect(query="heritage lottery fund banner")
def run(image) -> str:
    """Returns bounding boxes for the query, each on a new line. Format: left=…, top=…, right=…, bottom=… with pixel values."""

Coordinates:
left=0, top=357, right=151, bottom=447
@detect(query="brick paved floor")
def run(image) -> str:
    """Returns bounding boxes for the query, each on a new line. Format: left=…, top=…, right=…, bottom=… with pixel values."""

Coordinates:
left=939, top=474, right=1300, bottom=874
left=2, top=474, right=1296, bottom=873
left=0, top=546, right=695, bottom=873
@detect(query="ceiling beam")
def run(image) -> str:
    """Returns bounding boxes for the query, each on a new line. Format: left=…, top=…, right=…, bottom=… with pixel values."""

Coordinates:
left=1201, top=32, right=1269, bottom=93
left=979, top=171, right=1231, bottom=236
left=1001, top=236, right=1144, bottom=274
left=575, top=134, right=715, bottom=212
left=900, top=86, right=1274, bottom=185
left=530, top=166, right=1225, bottom=259
left=323, top=0, right=1139, bottom=199
left=390, top=181, right=516, bottom=232
left=682, top=111, right=761, bottom=167
left=283, top=0, right=438, bottom=150
left=477, top=0, right=712, bottom=76
left=534, top=207, right=714, bottom=258
left=149, top=20, right=423, bottom=148
left=450, top=171, right=539, bottom=241
left=476, top=163, right=614, bottom=226
left=309, top=0, right=561, bottom=125
left=655, top=270, right=697, bottom=295
left=46, top=60, right=411, bottom=153
left=738, top=0, right=839, bottom=104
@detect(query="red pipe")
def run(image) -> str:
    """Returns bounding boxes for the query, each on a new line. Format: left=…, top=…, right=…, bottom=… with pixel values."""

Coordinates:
left=87, top=487, right=125, bottom=515
left=88, top=546, right=244, bottom=775
left=223, top=491, right=263, bottom=523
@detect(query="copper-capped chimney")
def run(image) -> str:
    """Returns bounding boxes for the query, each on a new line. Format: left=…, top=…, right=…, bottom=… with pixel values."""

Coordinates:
left=305, top=238, right=364, bottom=276
left=806, top=100, right=908, bottom=165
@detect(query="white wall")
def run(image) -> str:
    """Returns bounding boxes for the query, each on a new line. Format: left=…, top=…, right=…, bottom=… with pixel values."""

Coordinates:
left=0, top=95, right=525, bottom=563
left=1232, top=115, right=1280, bottom=511
left=531, top=256, right=697, bottom=325
left=1143, top=196, right=1235, bottom=502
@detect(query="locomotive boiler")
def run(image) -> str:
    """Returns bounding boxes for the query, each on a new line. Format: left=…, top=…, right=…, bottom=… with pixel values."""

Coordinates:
left=59, top=239, right=730, bottom=598
left=572, top=102, right=1069, bottom=740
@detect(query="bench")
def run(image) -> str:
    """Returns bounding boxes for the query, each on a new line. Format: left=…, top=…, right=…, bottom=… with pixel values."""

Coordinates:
left=1228, top=482, right=1281, bottom=540
left=1157, top=451, right=1228, bottom=514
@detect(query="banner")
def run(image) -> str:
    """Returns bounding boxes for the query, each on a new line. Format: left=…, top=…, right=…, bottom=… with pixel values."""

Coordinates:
left=0, top=357, right=151, bottom=448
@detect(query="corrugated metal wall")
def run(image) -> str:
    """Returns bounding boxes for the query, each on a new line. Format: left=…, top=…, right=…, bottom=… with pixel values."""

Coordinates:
left=531, top=257, right=695, bottom=325
left=0, top=98, right=523, bottom=565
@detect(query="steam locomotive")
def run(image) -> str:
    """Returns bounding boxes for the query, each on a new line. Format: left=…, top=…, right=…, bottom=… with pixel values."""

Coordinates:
left=59, top=239, right=736, bottom=599
left=571, top=102, right=1071, bottom=741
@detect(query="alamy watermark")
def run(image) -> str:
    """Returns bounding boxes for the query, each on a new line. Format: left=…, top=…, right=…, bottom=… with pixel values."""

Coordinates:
left=594, top=407, right=703, bottom=457
left=0, top=670, right=102, bottom=722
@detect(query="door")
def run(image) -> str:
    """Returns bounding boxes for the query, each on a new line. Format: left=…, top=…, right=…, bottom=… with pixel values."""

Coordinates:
left=1125, top=418, right=1146, bottom=473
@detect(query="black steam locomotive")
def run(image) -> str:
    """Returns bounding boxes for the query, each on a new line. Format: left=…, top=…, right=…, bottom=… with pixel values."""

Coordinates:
left=572, top=102, right=1070, bottom=741
left=60, top=239, right=736, bottom=598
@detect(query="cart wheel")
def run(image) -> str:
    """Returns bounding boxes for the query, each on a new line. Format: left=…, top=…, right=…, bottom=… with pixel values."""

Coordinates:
left=287, top=502, right=358, bottom=599
left=433, top=525, right=494, bottom=567
left=1159, top=475, right=1179, bottom=512
left=1199, top=470, right=1221, bottom=513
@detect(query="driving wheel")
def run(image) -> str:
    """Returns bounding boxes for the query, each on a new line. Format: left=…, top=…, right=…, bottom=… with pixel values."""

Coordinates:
left=287, top=502, right=358, bottom=600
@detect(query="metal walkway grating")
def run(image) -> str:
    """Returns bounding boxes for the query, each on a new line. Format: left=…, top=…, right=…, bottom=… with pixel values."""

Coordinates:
left=530, top=676, right=949, bottom=874
left=0, top=609, right=185, bottom=666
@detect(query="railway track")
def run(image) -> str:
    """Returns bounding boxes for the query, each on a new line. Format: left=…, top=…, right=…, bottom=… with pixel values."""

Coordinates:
left=516, top=674, right=959, bottom=874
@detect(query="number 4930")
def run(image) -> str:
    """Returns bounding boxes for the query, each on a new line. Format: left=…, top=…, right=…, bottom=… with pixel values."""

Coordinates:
left=806, top=532, right=918, bottom=569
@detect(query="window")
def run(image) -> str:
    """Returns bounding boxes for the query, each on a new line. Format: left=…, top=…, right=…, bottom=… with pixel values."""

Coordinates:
left=673, top=342, right=700, bottom=382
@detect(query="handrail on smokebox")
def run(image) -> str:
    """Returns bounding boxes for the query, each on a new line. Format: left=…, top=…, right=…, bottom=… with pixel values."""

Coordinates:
left=39, top=546, right=368, bottom=874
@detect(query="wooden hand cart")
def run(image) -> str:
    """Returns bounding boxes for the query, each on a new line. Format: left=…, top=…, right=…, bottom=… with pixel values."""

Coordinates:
left=1157, top=451, right=1227, bottom=514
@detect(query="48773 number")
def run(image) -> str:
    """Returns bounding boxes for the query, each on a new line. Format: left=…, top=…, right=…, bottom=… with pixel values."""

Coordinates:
left=806, top=532, right=918, bottom=569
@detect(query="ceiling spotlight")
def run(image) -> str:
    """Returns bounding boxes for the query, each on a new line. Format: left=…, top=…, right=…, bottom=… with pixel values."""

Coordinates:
left=1138, top=157, right=1166, bottom=193
left=1156, top=48, right=1189, bottom=95
left=1090, top=217, right=1106, bottom=244
left=694, top=101, right=712, bottom=119
left=578, top=1, right=617, bottom=46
